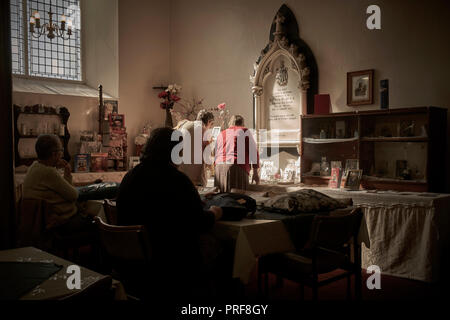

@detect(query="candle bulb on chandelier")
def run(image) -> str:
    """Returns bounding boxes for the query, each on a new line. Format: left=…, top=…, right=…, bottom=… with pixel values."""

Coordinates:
left=67, top=19, right=73, bottom=35
left=33, top=11, right=41, bottom=28
left=60, top=14, right=66, bottom=30
left=29, top=16, right=35, bottom=32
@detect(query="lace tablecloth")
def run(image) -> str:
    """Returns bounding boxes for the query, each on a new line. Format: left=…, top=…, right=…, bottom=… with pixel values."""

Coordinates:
left=248, top=184, right=450, bottom=283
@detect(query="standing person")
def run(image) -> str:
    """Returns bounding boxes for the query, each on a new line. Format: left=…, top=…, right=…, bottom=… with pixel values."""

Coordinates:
left=214, top=115, right=260, bottom=192
left=116, top=127, right=224, bottom=300
left=176, top=110, right=215, bottom=186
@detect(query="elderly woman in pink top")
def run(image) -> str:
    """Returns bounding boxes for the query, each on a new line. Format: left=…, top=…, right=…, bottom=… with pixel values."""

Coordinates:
left=214, top=115, right=260, bottom=192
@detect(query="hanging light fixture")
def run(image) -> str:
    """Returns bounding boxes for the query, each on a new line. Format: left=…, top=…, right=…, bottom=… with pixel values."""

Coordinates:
left=29, top=9, right=72, bottom=40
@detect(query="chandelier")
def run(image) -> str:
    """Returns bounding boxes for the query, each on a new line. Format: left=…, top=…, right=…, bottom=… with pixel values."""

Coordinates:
left=29, top=10, right=72, bottom=40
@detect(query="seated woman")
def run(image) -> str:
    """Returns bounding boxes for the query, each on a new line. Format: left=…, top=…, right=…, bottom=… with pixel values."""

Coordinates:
left=22, top=134, right=95, bottom=235
left=116, top=127, right=225, bottom=300
left=215, top=115, right=260, bottom=192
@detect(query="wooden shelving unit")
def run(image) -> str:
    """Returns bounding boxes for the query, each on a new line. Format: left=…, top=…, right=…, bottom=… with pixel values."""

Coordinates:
left=300, top=107, right=447, bottom=192
left=13, top=105, right=71, bottom=167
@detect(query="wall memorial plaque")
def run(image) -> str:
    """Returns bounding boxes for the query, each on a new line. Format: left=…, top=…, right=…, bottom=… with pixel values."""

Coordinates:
left=250, top=4, right=317, bottom=148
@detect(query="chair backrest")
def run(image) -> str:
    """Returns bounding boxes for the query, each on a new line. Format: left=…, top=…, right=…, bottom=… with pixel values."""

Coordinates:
left=16, top=198, right=51, bottom=249
left=103, top=199, right=118, bottom=225
left=309, top=208, right=363, bottom=250
left=94, top=216, right=151, bottom=263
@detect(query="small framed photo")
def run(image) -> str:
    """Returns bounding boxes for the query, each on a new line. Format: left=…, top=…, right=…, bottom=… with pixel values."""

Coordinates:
left=343, top=169, right=363, bottom=190
left=103, top=100, right=118, bottom=121
left=335, top=121, right=346, bottom=138
left=129, top=156, right=140, bottom=170
left=109, top=114, right=125, bottom=131
left=74, top=154, right=90, bottom=173
left=347, top=69, right=374, bottom=106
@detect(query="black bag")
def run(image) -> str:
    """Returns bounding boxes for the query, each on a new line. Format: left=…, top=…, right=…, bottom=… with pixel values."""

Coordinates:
left=201, top=193, right=257, bottom=221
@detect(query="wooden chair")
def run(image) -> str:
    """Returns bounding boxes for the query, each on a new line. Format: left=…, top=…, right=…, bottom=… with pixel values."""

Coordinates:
left=16, top=198, right=95, bottom=263
left=258, top=208, right=363, bottom=300
left=94, top=216, right=152, bottom=300
left=103, top=199, right=118, bottom=225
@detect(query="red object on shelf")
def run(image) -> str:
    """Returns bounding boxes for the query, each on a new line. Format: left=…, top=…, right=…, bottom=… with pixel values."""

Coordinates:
left=314, top=94, right=331, bottom=115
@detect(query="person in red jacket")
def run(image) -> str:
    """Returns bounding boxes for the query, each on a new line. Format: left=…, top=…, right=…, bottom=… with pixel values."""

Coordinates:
left=214, top=115, right=260, bottom=192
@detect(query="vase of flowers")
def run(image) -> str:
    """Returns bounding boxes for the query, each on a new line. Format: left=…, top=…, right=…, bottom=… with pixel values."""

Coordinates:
left=158, top=84, right=181, bottom=127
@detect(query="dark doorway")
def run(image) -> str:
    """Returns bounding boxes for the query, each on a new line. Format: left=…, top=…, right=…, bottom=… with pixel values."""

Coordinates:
left=0, top=0, right=16, bottom=249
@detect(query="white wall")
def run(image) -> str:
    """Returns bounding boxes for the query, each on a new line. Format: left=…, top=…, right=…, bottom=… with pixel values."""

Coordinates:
left=166, top=0, right=450, bottom=190
left=169, top=0, right=450, bottom=113
left=83, top=0, right=119, bottom=98
left=118, top=0, right=170, bottom=151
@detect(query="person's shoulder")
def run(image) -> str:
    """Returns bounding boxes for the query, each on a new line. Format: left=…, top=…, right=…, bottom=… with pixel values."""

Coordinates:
left=26, top=161, right=57, bottom=178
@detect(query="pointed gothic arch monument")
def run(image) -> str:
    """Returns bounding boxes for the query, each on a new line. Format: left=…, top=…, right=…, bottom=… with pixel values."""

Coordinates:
left=250, top=4, right=317, bottom=148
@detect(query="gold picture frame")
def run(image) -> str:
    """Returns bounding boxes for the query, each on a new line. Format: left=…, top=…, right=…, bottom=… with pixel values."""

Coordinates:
left=347, top=69, right=374, bottom=106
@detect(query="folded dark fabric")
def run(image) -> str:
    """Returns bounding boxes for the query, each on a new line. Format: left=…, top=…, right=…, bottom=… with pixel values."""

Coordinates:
left=201, top=193, right=257, bottom=221
left=263, top=189, right=347, bottom=215
left=76, top=182, right=120, bottom=201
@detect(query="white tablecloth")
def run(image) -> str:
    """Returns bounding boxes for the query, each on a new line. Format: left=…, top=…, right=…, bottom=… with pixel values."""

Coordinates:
left=214, top=219, right=295, bottom=284
left=249, top=184, right=450, bottom=283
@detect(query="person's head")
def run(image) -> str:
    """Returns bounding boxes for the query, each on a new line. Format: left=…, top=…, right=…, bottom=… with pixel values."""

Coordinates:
left=140, top=127, right=178, bottom=166
left=196, top=110, right=214, bottom=130
left=35, top=134, right=63, bottom=166
left=228, top=115, right=245, bottom=127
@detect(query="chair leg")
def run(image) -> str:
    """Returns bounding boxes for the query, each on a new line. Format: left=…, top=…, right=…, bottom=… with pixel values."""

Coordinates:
left=299, top=284, right=305, bottom=300
left=355, top=270, right=362, bottom=300
left=264, top=272, right=269, bottom=297
left=257, top=267, right=262, bottom=297
left=312, top=284, right=318, bottom=301
left=347, top=275, right=352, bottom=300
left=275, top=275, right=283, bottom=288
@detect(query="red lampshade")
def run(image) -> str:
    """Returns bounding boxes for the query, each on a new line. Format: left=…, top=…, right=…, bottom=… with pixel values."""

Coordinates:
left=314, top=94, right=331, bottom=115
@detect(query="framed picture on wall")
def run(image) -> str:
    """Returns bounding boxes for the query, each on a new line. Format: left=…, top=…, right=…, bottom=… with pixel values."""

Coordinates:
left=347, top=69, right=374, bottom=106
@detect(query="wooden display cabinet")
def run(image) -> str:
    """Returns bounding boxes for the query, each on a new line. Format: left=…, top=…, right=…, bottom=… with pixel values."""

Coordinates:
left=14, top=105, right=71, bottom=167
left=300, top=107, right=447, bottom=192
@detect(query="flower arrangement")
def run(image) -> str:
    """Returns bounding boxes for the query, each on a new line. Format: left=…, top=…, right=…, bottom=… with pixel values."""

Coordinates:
left=158, top=84, right=182, bottom=110
left=171, top=100, right=230, bottom=129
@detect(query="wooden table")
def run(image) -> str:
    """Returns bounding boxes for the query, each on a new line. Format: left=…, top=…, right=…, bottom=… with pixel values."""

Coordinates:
left=0, top=247, right=126, bottom=300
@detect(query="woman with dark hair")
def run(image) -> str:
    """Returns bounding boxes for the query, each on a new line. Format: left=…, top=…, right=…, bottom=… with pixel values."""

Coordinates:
left=116, top=127, right=224, bottom=300
left=175, top=110, right=215, bottom=186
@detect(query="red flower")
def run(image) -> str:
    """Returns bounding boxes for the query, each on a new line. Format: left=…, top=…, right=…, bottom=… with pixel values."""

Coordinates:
left=158, top=91, right=168, bottom=99
left=171, top=95, right=181, bottom=102
left=217, top=103, right=226, bottom=110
